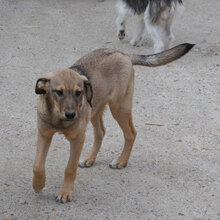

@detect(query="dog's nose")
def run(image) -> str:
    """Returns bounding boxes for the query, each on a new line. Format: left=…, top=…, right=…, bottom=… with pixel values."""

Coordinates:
left=65, top=111, right=76, bottom=120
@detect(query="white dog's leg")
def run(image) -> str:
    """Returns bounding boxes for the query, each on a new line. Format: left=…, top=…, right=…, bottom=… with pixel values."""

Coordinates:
left=163, top=2, right=184, bottom=50
left=151, top=26, right=165, bottom=53
left=163, top=20, right=174, bottom=50
left=163, top=2, right=176, bottom=50
left=144, top=4, right=164, bottom=52
left=130, top=17, right=145, bottom=46
left=145, top=19, right=165, bottom=52
left=116, top=0, right=131, bottom=40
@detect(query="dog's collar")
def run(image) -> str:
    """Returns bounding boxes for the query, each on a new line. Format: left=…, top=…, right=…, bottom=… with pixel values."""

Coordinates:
left=69, top=65, right=89, bottom=80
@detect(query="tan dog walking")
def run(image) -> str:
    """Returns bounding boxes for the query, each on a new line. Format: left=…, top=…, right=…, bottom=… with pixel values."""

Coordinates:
left=33, top=43, right=194, bottom=203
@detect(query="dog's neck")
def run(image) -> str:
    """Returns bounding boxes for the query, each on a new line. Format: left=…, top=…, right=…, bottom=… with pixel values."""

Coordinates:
left=69, top=65, right=89, bottom=80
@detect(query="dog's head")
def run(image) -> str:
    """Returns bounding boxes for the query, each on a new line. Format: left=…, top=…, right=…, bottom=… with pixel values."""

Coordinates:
left=35, top=69, right=93, bottom=122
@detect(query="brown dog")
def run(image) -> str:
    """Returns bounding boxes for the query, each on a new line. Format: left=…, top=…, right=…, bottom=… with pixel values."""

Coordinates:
left=33, top=43, right=194, bottom=203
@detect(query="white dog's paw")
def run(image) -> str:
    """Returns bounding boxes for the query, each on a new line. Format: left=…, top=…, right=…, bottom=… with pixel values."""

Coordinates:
left=118, top=30, right=126, bottom=40
left=154, top=43, right=165, bottom=53
left=130, top=39, right=140, bottom=46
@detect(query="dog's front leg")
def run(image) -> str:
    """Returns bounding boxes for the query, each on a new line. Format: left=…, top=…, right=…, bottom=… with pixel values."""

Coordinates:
left=116, top=0, right=130, bottom=40
left=33, top=129, right=54, bottom=193
left=56, top=133, right=85, bottom=203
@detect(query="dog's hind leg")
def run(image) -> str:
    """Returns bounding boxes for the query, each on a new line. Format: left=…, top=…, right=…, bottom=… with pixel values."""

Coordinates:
left=144, top=3, right=163, bottom=52
left=145, top=19, right=165, bottom=53
left=79, top=107, right=105, bottom=168
left=32, top=129, right=54, bottom=193
left=164, top=1, right=184, bottom=50
left=163, top=20, right=174, bottom=50
left=163, top=3, right=178, bottom=50
left=109, top=94, right=137, bottom=169
left=130, top=17, right=145, bottom=46
left=109, top=105, right=137, bottom=169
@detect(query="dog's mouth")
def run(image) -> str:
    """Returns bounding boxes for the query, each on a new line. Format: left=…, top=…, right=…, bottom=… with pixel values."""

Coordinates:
left=63, top=118, right=75, bottom=122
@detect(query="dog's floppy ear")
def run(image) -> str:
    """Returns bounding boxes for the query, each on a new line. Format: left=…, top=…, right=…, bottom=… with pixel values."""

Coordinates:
left=35, top=78, right=50, bottom=94
left=84, top=80, right=93, bottom=107
left=35, top=72, right=54, bottom=94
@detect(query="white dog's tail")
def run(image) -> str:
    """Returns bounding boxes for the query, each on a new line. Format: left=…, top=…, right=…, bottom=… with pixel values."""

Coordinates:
left=130, top=43, right=194, bottom=67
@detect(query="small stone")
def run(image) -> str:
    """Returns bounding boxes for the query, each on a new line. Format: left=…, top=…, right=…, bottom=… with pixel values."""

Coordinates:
left=19, top=198, right=27, bottom=205
left=178, top=213, right=184, bottom=216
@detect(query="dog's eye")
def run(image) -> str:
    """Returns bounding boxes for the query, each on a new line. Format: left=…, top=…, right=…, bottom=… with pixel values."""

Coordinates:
left=75, top=90, right=81, bottom=97
left=55, top=90, right=63, bottom=96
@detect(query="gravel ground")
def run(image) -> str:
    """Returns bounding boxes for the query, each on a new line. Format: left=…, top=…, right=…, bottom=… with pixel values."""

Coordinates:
left=0, top=0, right=219, bottom=219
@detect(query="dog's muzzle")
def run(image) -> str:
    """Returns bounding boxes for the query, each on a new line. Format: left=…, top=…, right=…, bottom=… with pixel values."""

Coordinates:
left=65, top=111, right=76, bottom=120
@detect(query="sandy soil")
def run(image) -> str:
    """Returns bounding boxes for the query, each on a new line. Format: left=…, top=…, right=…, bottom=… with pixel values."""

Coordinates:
left=0, top=0, right=219, bottom=219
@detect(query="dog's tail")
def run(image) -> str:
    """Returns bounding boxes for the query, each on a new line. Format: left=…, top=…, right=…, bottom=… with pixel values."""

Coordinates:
left=130, top=43, right=194, bottom=67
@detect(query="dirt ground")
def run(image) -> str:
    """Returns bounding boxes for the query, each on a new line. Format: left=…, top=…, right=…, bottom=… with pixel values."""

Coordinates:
left=0, top=0, right=219, bottom=219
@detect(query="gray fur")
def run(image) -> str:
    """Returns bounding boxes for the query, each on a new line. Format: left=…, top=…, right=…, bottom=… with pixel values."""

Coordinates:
left=122, top=0, right=149, bottom=14
left=123, top=0, right=183, bottom=23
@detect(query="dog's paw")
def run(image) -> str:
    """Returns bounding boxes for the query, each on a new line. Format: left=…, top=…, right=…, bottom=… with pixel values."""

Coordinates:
left=109, top=158, right=127, bottom=169
left=78, top=158, right=95, bottom=168
left=154, top=43, right=165, bottom=53
left=32, top=173, right=45, bottom=193
left=55, top=190, right=73, bottom=203
left=118, top=30, right=125, bottom=40
left=130, top=39, right=140, bottom=47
